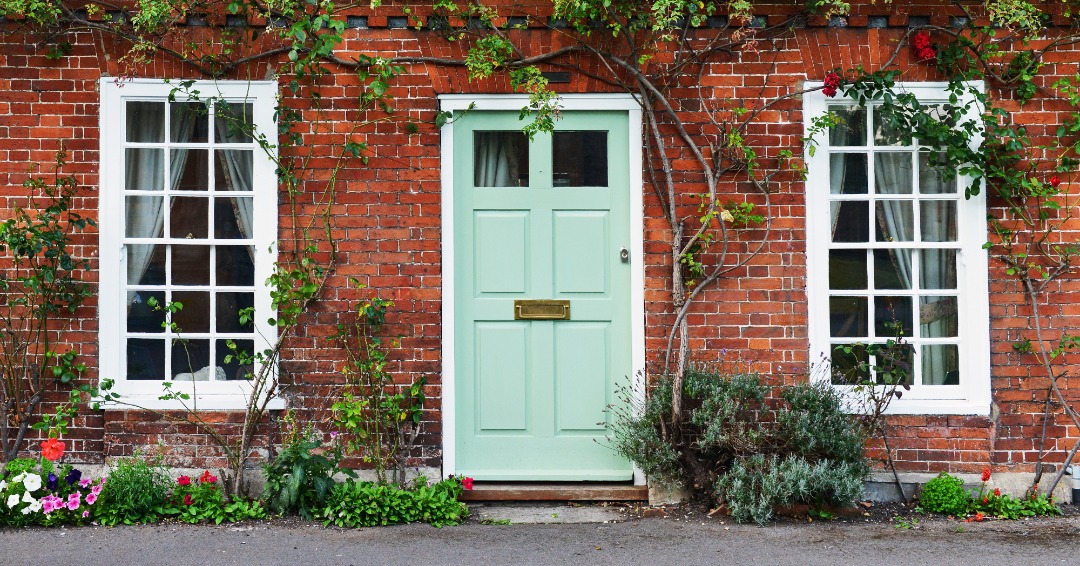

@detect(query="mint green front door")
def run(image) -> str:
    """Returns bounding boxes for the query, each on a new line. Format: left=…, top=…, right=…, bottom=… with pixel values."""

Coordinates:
left=454, top=110, right=633, bottom=480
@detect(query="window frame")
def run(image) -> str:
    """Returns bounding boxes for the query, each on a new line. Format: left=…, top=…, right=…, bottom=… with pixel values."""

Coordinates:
left=99, top=78, right=280, bottom=410
left=803, top=81, right=991, bottom=415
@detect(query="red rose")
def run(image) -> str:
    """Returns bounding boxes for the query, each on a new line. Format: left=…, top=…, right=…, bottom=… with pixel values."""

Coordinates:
left=462, top=477, right=474, bottom=490
left=184, top=494, right=194, bottom=506
left=822, top=71, right=842, bottom=98
left=41, top=437, right=66, bottom=462
left=981, top=468, right=991, bottom=482
left=1050, top=175, right=1061, bottom=187
left=177, top=475, right=191, bottom=486
left=912, top=32, right=936, bottom=61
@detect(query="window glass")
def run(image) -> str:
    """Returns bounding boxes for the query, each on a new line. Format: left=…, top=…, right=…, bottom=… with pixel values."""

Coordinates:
left=553, top=131, right=608, bottom=186
left=474, top=131, right=529, bottom=187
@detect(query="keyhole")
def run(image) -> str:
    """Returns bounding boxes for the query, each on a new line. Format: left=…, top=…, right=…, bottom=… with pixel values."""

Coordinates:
left=620, top=247, right=630, bottom=263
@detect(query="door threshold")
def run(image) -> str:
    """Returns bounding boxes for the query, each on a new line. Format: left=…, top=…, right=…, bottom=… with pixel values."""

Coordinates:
left=459, top=482, right=648, bottom=502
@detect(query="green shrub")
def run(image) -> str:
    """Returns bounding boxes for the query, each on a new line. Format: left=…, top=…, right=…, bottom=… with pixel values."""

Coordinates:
left=919, top=472, right=970, bottom=516
left=318, top=476, right=469, bottom=528
left=93, top=455, right=173, bottom=525
left=610, top=366, right=871, bottom=524
left=263, top=419, right=346, bottom=520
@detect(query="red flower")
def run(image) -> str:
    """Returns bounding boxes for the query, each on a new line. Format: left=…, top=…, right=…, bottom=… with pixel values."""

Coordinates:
left=974, top=512, right=985, bottom=522
left=912, top=31, right=936, bottom=61
left=1050, top=175, right=1061, bottom=188
left=993, top=488, right=1001, bottom=497
left=822, top=71, right=842, bottom=98
left=200, top=470, right=217, bottom=484
left=981, top=467, right=991, bottom=482
left=184, top=494, right=194, bottom=506
left=177, top=475, right=191, bottom=486
left=983, top=497, right=989, bottom=504
left=41, top=437, right=66, bottom=462
left=462, top=477, right=474, bottom=490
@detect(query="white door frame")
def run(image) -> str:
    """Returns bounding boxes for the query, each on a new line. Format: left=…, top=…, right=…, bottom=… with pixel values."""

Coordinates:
left=438, top=94, right=646, bottom=484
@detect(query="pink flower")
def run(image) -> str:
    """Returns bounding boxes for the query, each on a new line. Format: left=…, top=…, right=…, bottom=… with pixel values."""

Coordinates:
left=41, top=495, right=63, bottom=514
left=67, top=492, right=81, bottom=511
left=82, top=510, right=89, bottom=518
left=91, top=484, right=103, bottom=497
left=177, top=475, right=191, bottom=486
left=79, top=478, right=92, bottom=488
left=822, top=71, right=842, bottom=98
left=85, top=492, right=97, bottom=505
left=462, top=477, right=474, bottom=490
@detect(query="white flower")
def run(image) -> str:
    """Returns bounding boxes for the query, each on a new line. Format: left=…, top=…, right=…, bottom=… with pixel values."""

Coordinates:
left=6, top=494, right=18, bottom=509
left=20, top=498, right=40, bottom=515
left=21, top=491, right=36, bottom=503
left=720, top=209, right=735, bottom=223
left=0, top=480, right=7, bottom=492
left=21, top=473, right=41, bottom=492
left=10, top=472, right=25, bottom=484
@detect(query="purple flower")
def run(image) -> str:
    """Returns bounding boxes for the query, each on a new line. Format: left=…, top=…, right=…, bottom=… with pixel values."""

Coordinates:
left=65, top=468, right=82, bottom=486
left=47, top=473, right=59, bottom=491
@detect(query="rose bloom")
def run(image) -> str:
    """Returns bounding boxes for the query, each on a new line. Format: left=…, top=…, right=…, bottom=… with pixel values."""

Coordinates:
left=462, top=477, right=474, bottom=490
left=41, top=438, right=66, bottom=461
left=177, top=475, right=191, bottom=486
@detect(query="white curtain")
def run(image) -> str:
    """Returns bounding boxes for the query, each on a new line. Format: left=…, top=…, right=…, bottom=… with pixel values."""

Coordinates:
left=125, top=104, right=196, bottom=304
left=474, top=132, right=520, bottom=187
left=873, top=155, right=913, bottom=288
left=215, top=107, right=254, bottom=257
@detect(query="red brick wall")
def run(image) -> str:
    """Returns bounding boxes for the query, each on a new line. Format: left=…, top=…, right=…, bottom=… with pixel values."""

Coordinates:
left=2, top=2, right=1079, bottom=478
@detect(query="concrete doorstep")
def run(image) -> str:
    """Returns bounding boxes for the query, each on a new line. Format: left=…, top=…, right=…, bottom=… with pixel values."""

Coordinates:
left=468, top=502, right=628, bottom=524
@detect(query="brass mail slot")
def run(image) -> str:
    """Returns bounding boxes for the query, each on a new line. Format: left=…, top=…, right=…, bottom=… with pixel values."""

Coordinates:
left=514, top=299, right=571, bottom=320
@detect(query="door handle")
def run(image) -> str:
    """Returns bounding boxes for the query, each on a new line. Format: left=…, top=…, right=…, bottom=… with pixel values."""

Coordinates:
left=620, top=247, right=629, bottom=263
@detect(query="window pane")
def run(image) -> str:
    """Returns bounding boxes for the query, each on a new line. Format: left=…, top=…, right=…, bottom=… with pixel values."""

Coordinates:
left=874, top=201, right=913, bottom=242
left=830, top=343, right=868, bottom=385
left=919, top=152, right=956, bottom=194
left=873, top=249, right=912, bottom=290
left=169, top=197, right=209, bottom=239
left=172, top=245, right=211, bottom=285
left=127, top=290, right=166, bottom=333
left=920, top=296, right=958, bottom=338
left=125, top=197, right=165, bottom=237
left=217, top=339, right=254, bottom=381
left=217, top=246, right=255, bottom=286
left=171, top=339, right=211, bottom=379
left=216, top=150, right=253, bottom=191
left=829, top=153, right=868, bottom=194
left=830, top=296, right=868, bottom=337
left=126, top=102, right=165, bottom=143
left=920, top=249, right=957, bottom=289
left=127, top=339, right=165, bottom=380
left=921, top=200, right=957, bottom=242
left=922, top=344, right=959, bottom=385
left=126, top=244, right=165, bottom=285
left=125, top=149, right=164, bottom=191
left=553, top=131, right=607, bottom=187
left=829, top=249, right=867, bottom=290
left=170, top=102, right=208, bottom=143
left=172, top=149, right=209, bottom=191
left=874, top=153, right=913, bottom=194
left=872, top=106, right=910, bottom=146
left=214, top=197, right=252, bottom=239
left=828, top=105, right=865, bottom=146
left=474, top=131, right=529, bottom=187
left=172, top=291, right=210, bottom=333
left=831, top=201, right=869, bottom=242
left=215, top=103, right=254, bottom=143
left=874, top=296, right=912, bottom=336
left=216, top=292, right=255, bottom=332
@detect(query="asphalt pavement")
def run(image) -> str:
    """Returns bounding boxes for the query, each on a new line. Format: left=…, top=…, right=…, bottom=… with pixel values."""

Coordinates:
left=2, top=506, right=1078, bottom=566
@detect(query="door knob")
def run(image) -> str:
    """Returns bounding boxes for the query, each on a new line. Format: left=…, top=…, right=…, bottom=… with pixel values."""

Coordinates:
left=620, top=247, right=629, bottom=263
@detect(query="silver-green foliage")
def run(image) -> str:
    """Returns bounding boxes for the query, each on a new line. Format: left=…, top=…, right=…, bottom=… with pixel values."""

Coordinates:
left=715, top=455, right=866, bottom=525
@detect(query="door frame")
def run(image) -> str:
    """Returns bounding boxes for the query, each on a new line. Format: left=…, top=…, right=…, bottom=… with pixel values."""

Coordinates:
left=438, top=94, right=645, bottom=484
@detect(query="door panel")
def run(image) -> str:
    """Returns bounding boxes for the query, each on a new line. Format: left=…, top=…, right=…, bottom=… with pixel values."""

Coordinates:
left=455, top=111, right=633, bottom=480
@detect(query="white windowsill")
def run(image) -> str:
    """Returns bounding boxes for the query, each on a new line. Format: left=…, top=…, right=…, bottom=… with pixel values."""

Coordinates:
left=101, top=394, right=286, bottom=412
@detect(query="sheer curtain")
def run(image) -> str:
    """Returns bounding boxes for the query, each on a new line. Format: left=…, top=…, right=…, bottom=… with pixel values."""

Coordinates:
left=126, top=104, right=196, bottom=304
left=873, top=156, right=913, bottom=288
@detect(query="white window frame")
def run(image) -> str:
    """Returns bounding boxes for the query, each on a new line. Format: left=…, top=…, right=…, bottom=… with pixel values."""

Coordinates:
left=804, top=81, right=991, bottom=415
left=99, top=78, right=280, bottom=410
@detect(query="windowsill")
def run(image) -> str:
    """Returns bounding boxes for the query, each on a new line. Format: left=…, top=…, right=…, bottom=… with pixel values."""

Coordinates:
left=101, top=394, right=286, bottom=412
